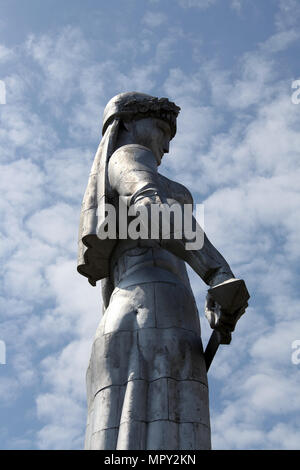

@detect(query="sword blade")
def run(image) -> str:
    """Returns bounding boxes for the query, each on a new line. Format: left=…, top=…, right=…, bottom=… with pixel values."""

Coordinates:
left=204, top=330, right=221, bottom=372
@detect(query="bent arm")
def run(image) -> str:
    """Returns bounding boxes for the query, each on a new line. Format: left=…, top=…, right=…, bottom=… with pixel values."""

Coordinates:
left=108, top=144, right=234, bottom=287
left=160, top=230, right=234, bottom=287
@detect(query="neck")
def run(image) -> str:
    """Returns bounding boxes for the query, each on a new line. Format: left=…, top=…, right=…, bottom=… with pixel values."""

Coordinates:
left=115, top=129, right=135, bottom=150
left=115, top=129, right=160, bottom=165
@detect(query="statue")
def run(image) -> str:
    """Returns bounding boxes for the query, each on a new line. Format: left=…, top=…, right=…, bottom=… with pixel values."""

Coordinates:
left=77, top=92, right=249, bottom=450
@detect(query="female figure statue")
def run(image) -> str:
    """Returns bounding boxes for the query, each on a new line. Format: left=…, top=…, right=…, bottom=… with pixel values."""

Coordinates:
left=77, top=92, right=246, bottom=450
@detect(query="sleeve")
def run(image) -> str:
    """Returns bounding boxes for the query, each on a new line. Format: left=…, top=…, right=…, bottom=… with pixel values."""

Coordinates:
left=108, top=144, right=166, bottom=204
left=108, top=144, right=234, bottom=287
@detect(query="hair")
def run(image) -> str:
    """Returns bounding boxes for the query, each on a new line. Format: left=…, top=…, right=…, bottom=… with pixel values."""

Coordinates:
left=102, top=92, right=180, bottom=139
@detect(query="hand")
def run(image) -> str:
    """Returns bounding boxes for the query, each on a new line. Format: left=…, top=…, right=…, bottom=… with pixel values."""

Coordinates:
left=205, top=292, right=248, bottom=344
left=204, top=292, right=222, bottom=329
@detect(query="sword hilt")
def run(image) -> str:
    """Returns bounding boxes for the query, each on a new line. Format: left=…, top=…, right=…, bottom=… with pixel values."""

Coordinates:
left=204, top=278, right=250, bottom=371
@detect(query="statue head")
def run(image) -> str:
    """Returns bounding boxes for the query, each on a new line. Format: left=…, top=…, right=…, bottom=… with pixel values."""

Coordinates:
left=102, top=92, right=180, bottom=164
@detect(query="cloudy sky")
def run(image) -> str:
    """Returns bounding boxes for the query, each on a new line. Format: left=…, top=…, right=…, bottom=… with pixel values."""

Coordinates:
left=1, top=0, right=300, bottom=450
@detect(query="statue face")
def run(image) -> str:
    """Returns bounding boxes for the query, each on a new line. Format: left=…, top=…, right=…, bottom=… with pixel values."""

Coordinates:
left=129, top=117, right=172, bottom=165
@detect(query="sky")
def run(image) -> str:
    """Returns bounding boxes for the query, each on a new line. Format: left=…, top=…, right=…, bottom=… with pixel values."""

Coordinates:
left=0, top=0, right=300, bottom=450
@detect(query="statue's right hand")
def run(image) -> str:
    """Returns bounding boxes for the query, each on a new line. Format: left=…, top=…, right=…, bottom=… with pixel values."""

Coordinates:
left=204, top=292, right=221, bottom=329
left=205, top=292, right=247, bottom=344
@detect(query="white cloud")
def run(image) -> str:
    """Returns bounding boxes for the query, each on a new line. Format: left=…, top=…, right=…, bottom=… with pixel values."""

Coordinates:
left=231, top=0, right=243, bottom=12
left=44, top=148, right=93, bottom=203
left=0, top=105, right=58, bottom=161
left=44, top=258, right=100, bottom=338
left=260, top=29, right=300, bottom=53
left=204, top=53, right=276, bottom=110
left=211, top=360, right=300, bottom=449
left=3, top=240, right=56, bottom=300
left=11, top=352, right=37, bottom=388
left=26, top=203, right=78, bottom=249
left=41, top=341, right=89, bottom=395
left=275, top=0, right=300, bottom=31
left=0, top=296, right=30, bottom=317
left=35, top=337, right=99, bottom=449
left=250, top=320, right=300, bottom=367
left=213, top=418, right=265, bottom=450
left=0, top=377, right=19, bottom=406
left=0, top=159, right=45, bottom=213
left=36, top=393, right=85, bottom=449
left=0, top=44, right=14, bottom=62
left=164, top=67, right=203, bottom=99
left=142, top=11, right=167, bottom=28
left=25, top=27, right=91, bottom=104
left=267, top=423, right=300, bottom=450
left=241, top=372, right=300, bottom=414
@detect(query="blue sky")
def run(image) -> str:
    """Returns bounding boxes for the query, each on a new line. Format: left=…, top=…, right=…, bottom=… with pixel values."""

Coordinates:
left=0, top=0, right=300, bottom=450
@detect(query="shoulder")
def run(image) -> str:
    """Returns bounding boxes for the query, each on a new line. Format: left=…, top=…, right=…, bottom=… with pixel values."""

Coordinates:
left=109, top=144, right=157, bottom=173
left=108, top=144, right=159, bottom=194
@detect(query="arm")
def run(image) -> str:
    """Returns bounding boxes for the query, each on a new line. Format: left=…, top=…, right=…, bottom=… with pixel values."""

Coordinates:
left=109, top=145, right=247, bottom=337
left=108, top=144, right=234, bottom=287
